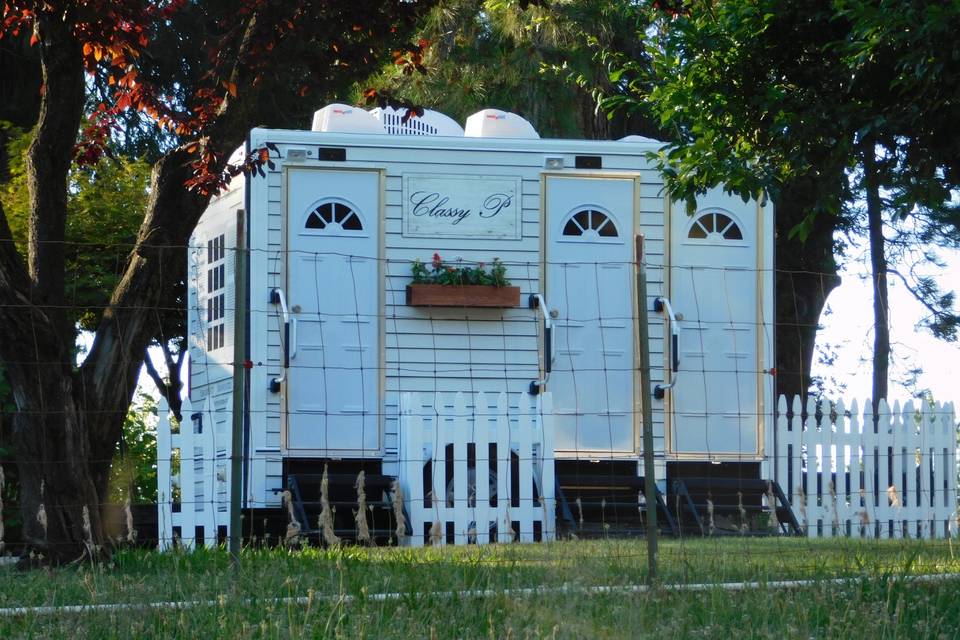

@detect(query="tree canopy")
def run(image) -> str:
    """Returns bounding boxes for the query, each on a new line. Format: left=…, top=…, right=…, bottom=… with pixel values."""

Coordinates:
left=0, top=0, right=435, bottom=563
left=592, top=0, right=960, bottom=400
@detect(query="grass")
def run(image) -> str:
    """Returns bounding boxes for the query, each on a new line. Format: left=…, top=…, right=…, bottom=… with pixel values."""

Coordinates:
left=1, top=538, right=959, bottom=638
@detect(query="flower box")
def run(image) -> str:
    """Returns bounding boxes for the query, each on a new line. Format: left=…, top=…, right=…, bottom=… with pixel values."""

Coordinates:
left=405, top=284, right=521, bottom=308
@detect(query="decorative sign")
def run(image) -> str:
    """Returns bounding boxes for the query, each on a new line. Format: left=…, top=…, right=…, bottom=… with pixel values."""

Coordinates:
left=402, top=174, right=522, bottom=240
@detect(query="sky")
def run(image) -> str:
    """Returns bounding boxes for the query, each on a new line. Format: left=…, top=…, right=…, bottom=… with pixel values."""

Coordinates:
left=812, top=248, right=960, bottom=408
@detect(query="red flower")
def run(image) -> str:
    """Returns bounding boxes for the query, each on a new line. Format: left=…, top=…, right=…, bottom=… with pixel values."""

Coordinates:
left=432, top=252, right=442, bottom=269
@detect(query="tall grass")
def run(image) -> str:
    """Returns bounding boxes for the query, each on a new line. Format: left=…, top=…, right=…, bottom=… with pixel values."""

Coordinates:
left=0, top=538, right=958, bottom=638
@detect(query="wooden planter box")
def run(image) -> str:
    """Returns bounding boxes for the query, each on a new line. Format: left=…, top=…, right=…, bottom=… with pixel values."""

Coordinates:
left=406, top=284, right=521, bottom=308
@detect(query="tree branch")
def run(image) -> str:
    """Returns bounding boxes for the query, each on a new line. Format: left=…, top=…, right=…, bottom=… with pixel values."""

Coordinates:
left=141, top=347, right=167, bottom=397
left=886, top=267, right=959, bottom=328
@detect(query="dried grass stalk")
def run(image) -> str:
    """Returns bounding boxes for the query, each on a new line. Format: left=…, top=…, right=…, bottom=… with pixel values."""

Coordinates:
left=36, top=479, right=48, bottom=540
left=706, top=497, right=715, bottom=535
left=354, top=471, right=371, bottom=545
left=887, top=485, right=902, bottom=508
left=124, top=496, right=136, bottom=544
left=737, top=491, right=748, bottom=533
left=81, top=505, right=98, bottom=558
left=828, top=480, right=840, bottom=532
left=765, top=482, right=780, bottom=532
left=429, top=520, right=443, bottom=546
left=504, top=513, right=516, bottom=542
left=36, top=503, right=48, bottom=539
left=797, top=486, right=808, bottom=532
left=280, top=490, right=301, bottom=547
left=391, top=480, right=407, bottom=544
left=318, top=465, right=340, bottom=547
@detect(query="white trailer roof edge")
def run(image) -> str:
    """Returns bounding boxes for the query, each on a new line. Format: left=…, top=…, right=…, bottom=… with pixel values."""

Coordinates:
left=248, top=127, right=667, bottom=156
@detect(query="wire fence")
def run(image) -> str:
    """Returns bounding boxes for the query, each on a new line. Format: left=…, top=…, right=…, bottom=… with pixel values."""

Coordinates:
left=0, top=245, right=957, bottom=562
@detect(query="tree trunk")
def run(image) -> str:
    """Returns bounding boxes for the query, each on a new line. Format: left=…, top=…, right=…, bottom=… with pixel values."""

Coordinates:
left=863, top=145, right=889, bottom=406
left=0, top=200, right=104, bottom=564
left=0, top=9, right=106, bottom=564
left=26, top=10, right=86, bottom=343
left=0, top=7, right=260, bottom=562
left=773, top=176, right=843, bottom=401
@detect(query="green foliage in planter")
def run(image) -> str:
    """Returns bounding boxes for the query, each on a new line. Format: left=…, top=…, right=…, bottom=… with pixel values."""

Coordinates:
left=411, top=253, right=510, bottom=287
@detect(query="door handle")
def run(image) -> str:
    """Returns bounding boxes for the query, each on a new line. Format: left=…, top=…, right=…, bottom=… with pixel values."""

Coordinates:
left=653, top=296, right=681, bottom=399
left=289, top=317, right=297, bottom=361
left=528, top=293, right=553, bottom=395
left=269, top=288, right=290, bottom=392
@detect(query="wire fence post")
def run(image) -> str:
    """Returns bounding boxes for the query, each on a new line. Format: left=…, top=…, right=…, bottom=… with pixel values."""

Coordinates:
left=230, top=208, right=248, bottom=567
left=635, top=234, right=658, bottom=583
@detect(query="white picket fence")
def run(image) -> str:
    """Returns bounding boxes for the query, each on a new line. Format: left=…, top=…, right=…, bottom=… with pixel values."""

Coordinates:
left=399, top=391, right=555, bottom=545
left=773, top=396, right=958, bottom=539
left=156, top=396, right=232, bottom=549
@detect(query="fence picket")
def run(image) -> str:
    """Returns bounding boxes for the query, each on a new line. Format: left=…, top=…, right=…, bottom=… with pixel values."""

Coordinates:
left=495, top=392, right=512, bottom=543
left=474, top=391, right=492, bottom=545
left=945, top=403, right=958, bottom=538
left=452, top=392, right=470, bottom=544
left=518, top=394, right=535, bottom=542
left=404, top=393, right=424, bottom=544
left=861, top=401, right=878, bottom=538
left=540, top=392, right=556, bottom=541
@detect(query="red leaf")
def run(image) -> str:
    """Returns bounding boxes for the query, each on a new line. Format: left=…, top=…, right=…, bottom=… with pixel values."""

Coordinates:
left=29, top=32, right=39, bottom=46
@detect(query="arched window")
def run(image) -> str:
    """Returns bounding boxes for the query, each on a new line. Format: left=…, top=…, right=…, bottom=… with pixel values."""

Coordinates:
left=687, top=211, right=743, bottom=241
left=304, top=201, right=363, bottom=232
left=561, top=208, right=619, bottom=238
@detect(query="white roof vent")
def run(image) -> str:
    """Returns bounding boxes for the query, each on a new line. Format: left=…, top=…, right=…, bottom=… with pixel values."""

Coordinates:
left=311, top=103, right=386, bottom=134
left=464, top=109, right=539, bottom=139
left=370, top=107, right=464, bottom=136
left=618, top=134, right=665, bottom=145
left=227, top=145, right=246, bottom=166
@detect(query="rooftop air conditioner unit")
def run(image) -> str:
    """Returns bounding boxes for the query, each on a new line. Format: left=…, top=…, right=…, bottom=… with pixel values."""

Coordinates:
left=311, top=103, right=386, bottom=134
left=370, top=107, right=464, bottom=136
left=464, top=109, right=539, bottom=139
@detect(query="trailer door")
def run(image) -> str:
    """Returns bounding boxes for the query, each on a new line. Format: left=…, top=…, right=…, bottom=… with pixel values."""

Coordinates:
left=285, top=168, right=380, bottom=455
left=668, top=190, right=762, bottom=458
left=545, top=175, right=637, bottom=456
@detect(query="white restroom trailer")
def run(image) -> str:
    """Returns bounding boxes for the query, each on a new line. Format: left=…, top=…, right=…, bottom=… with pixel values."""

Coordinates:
left=178, top=104, right=777, bottom=543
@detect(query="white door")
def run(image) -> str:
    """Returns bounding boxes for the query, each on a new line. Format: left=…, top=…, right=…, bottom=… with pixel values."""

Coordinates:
left=285, top=169, right=380, bottom=454
left=669, top=192, right=760, bottom=457
left=546, top=176, right=636, bottom=455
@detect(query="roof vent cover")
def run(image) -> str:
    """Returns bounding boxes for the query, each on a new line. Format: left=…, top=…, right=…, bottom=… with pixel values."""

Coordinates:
left=370, top=107, right=464, bottom=136
left=464, top=109, right=539, bottom=139
left=311, top=103, right=386, bottom=134
left=618, top=134, right=665, bottom=145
